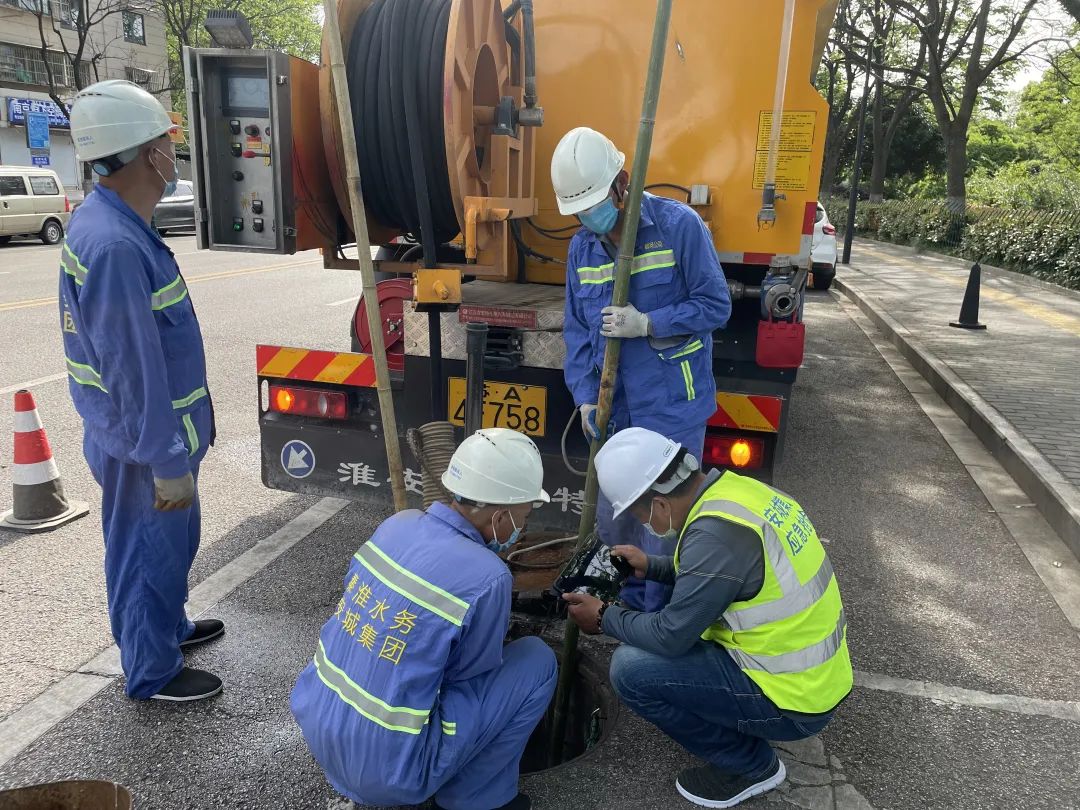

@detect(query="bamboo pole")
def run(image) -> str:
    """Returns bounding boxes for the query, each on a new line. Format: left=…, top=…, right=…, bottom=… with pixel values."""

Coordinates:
left=322, top=0, right=407, bottom=511
left=548, top=0, right=675, bottom=764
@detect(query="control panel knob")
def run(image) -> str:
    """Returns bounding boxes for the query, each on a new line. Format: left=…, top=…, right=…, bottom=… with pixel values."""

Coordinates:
left=251, top=199, right=263, bottom=214
left=229, top=119, right=241, bottom=135
left=232, top=171, right=244, bottom=181
left=244, top=124, right=261, bottom=137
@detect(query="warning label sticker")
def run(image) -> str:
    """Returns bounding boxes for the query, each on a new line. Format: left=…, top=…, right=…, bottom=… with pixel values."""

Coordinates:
left=753, top=111, right=817, bottom=191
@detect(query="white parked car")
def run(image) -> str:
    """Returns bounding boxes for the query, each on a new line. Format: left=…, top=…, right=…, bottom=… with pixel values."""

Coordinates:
left=810, top=202, right=837, bottom=290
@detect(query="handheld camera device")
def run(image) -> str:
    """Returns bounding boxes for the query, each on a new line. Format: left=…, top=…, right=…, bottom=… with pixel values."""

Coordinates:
left=551, top=533, right=635, bottom=601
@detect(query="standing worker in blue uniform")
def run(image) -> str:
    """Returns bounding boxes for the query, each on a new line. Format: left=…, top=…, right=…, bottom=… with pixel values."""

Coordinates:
left=551, top=126, right=732, bottom=612
left=292, top=429, right=557, bottom=810
left=62, top=80, right=222, bottom=702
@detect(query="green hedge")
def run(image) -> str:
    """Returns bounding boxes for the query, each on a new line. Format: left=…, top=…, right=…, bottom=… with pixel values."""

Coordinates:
left=831, top=199, right=1080, bottom=291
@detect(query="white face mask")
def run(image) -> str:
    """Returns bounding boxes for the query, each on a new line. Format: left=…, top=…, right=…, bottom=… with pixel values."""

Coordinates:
left=151, top=147, right=178, bottom=200
left=644, top=498, right=678, bottom=541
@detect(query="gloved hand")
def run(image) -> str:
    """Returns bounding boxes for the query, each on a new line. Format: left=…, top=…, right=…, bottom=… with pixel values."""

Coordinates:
left=600, top=303, right=651, bottom=339
left=154, top=472, right=195, bottom=511
left=580, top=404, right=599, bottom=440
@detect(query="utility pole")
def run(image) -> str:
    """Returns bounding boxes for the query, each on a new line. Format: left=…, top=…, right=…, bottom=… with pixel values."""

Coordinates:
left=842, top=39, right=873, bottom=266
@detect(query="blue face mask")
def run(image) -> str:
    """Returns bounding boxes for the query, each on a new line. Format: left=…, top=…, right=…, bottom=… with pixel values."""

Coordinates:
left=579, top=196, right=619, bottom=235
left=487, top=510, right=523, bottom=554
left=644, top=498, right=678, bottom=541
left=152, top=147, right=178, bottom=199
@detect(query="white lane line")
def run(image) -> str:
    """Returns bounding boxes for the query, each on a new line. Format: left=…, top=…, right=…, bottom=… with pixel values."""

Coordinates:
left=326, top=296, right=359, bottom=307
left=854, top=671, right=1080, bottom=723
left=0, top=496, right=349, bottom=769
left=0, top=372, right=68, bottom=396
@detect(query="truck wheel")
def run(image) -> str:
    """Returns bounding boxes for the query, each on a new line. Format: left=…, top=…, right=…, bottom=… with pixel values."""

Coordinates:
left=0, top=236, right=10, bottom=246
left=40, top=219, right=64, bottom=245
left=813, top=270, right=835, bottom=291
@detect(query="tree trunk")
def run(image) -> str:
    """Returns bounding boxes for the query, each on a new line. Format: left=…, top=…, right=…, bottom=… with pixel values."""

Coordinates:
left=944, top=127, right=968, bottom=215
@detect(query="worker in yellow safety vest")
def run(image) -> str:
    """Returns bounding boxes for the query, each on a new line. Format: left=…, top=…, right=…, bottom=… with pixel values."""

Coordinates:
left=563, top=427, right=852, bottom=809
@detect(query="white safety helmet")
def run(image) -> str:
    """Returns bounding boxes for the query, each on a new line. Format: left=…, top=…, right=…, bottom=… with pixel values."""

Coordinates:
left=550, top=127, right=626, bottom=216
left=596, top=428, right=697, bottom=518
left=442, top=428, right=551, bottom=507
left=70, top=80, right=175, bottom=164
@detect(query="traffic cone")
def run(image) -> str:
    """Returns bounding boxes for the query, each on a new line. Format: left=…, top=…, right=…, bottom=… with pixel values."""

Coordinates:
left=0, top=390, right=88, bottom=533
left=949, top=263, right=987, bottom=330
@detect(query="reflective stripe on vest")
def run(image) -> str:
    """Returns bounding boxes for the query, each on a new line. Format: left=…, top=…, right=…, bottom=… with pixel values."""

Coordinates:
left=727, top=609, right=848, bottom=673
left=151, top=275, right=189, bottom=311
left=354, top=542, right=471, bottom=626
left=576, top=249, right=676, bottom=285
left=66, top=358, right=107, bottom=392
left=61, top=243, right=88, bottom=286
left=313, top=639, right=429, bottom=734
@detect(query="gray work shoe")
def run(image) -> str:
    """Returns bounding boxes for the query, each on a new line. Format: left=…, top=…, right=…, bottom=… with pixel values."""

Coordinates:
left=676, top=757, right=786, bottom=808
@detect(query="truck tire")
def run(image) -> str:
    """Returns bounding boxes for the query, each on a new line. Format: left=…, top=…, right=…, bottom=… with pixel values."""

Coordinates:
left=40, top=219, right=64, bottom=245
left=812, top=269, right=835, bottom=291
left=0, top=236, right=10, bottom=246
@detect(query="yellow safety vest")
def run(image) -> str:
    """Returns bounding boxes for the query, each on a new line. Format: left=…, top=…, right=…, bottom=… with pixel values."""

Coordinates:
left=674, top=473, right=853, bottom=714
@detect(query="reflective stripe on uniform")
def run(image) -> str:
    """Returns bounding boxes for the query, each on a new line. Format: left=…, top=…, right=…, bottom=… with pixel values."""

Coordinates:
left=576, top=249, right=676, bottom=285
left=182, top=413, right=198, bottom=457
left=313, top=640, right=429, bottom=734
left=441, top=720, right=457, bottom=736
left=151, top=275, right=189, bottom=311
left=669, top=340, right=704, bottom=360
left=726, top=557, right=836, bottom=632
left=61, top=243, right=88, bottom=286
left=354, top=542, right=471, bottom=626
left=680, top=360, right=695, bottom=400
left=172, top=386, right=208, bottom=409
left=727, top=611, right=848, bottom=675
left=66, top=358, right=107, bottom=392
left=696, top=499, right=802, bottom=593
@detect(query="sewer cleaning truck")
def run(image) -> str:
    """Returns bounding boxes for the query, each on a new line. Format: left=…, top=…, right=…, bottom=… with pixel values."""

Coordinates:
left=184, top=0, right=838, bottom=531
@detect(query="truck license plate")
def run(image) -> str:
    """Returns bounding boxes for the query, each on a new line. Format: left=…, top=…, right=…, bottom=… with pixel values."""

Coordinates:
left=448, top=378, right=547, bottom=437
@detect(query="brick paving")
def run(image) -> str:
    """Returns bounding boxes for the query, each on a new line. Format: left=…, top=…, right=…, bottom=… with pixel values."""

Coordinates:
left=840, top=240, right=1080, bottom=488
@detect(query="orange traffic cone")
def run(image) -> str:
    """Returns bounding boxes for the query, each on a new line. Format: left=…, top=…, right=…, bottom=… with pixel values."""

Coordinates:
left=0, top=390, right=88, bottom=532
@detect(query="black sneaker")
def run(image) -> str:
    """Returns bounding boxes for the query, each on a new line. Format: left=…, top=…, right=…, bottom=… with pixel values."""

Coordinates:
left=676, top=758, right=786, bottom=808
left=149, top=667, right=223, bottom=702
left=180, top=619, right=225, bottom=648
left=434, top=793, right=529, bottom=810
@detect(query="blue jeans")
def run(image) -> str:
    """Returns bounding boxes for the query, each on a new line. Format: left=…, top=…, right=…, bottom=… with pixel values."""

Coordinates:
left=598, top=421, right=706, bottom=612
left=609, top=642, right=832, bottom=778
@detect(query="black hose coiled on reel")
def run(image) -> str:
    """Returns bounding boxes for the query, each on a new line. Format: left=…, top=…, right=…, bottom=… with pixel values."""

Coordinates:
left=347, top=0, right=460, bottom=265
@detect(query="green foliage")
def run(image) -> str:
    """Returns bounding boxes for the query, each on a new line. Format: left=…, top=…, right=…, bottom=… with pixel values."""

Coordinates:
left=967, top=162, right=1080, bottom=210
left=967, top=118, right=1029, bottom=171
left=843, top=200, right=1080, bottom=290
left=1016, top=50, right=1080, bottom=173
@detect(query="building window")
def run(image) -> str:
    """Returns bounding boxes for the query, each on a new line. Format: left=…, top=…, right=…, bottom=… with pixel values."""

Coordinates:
left=122, top=10, right=145, bottom=45
left=0, top=0, right=48, bottom=13
left=0, top=42, right=75, bottom=87
left=52, top=0, right=77, bottom=28
left=125, top=65, right=155, bottom=88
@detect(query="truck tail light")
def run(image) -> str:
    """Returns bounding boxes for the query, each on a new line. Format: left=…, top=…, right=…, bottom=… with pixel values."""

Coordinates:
left=703, top=435, right=765, bottom=470
left=269, top=384, right=347, bottom=420
left=822, top=224, right=836, bottom=236
left=64, top=196, right=71, bottom=213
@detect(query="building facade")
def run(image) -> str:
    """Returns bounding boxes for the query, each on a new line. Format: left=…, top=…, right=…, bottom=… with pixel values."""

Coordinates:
left=0, top=0, right=170, bottom=192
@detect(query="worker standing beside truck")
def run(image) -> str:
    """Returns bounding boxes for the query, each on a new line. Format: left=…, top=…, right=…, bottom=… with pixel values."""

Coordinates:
left=564, top=428, right=851, bottom=808
left=291, top=429, right=557, bottom=810
left=62, top=80, right=221, bottom=702
left=552, top=126, right=732, bottom=612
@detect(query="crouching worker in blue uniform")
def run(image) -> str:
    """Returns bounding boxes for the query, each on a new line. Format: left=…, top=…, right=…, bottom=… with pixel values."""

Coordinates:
left=564, top=429, right=852, bottom=809
left=61, top=81, right=221, bottom=702
left=291, top=429, right=558, bottom=810
left=551, top=126, right=732, bottom=613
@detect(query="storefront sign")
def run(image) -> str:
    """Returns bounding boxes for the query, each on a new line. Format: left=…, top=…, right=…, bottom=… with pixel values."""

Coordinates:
left=6, top=97, right=70, bottom=129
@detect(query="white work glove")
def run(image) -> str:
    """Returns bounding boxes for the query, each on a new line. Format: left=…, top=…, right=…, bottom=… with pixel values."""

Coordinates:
left=154, top=472, right=195, bottom=511
left=580, top=404, right=599, bottom=440
left=600, top=304, right=651, bottom=339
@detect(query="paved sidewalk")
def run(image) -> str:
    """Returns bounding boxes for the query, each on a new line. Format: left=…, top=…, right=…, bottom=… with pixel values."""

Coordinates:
left=838, top=240, right=1080, bottom=560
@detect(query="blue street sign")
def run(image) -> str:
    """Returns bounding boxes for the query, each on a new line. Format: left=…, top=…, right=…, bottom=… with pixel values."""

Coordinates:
left=30, top=154, right=50, bottom=167
left=7, top=98, right=69, bottom=128
left=26, top=111, right=50, bottom=150
left=280, top=440, right=316, bottom=479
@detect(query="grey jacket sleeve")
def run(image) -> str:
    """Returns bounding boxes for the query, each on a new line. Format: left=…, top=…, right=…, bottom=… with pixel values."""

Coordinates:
left=602, top=517, right=763, bottom=656
left=646, top=554, right=677, bottom=584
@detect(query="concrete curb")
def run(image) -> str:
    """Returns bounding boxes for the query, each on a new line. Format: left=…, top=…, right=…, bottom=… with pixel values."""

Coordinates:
left=835, top=276, right=1080, bottom=563
left=855, top=238, right=1080, bottom=303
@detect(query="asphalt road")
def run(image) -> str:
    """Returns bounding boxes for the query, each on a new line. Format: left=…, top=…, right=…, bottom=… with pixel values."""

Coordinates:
left=0, top=238, right=1078, bottom=809
left=0, top=233, right=361, bottom=718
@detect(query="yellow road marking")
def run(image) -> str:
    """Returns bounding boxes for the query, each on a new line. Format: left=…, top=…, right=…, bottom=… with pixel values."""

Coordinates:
left=0, top=259, right=321, bottom=313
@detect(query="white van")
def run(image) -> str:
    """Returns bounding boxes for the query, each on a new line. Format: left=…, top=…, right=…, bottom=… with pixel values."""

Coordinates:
left=0, top=166, right=71, bottom=246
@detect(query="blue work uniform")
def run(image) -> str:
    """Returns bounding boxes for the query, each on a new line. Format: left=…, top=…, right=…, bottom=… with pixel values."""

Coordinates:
left=59, top=185, right=214, bottom=699
left=291, top=503, right=557, bottom=810
left=564, top=193, right=731, bottom=612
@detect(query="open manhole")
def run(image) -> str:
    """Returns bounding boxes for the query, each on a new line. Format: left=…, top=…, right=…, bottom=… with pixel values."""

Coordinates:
left=0, top=780, right=132, bottom=809
left=507, top=627, right=620, bottom=774
left=505, top=532, right=575, bottom=617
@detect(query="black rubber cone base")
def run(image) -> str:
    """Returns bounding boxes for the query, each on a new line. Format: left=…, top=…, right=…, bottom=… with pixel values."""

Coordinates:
left=0, top=500, right=89, bottom=533
left=949, top=320, right=987, bottom=330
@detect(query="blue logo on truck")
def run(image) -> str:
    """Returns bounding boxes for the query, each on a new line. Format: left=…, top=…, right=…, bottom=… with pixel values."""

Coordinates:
left=281, top=440, right=316, bottom=479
